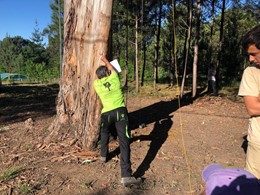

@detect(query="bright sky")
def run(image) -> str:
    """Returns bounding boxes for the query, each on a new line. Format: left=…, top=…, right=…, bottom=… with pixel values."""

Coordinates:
left=0, top=0, right=52, bottom=44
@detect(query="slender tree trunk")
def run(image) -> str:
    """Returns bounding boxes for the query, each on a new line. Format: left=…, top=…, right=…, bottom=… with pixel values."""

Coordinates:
left=153, top=0, right=162, bottom=90
left=141, top=43, right=146, bottom=86
left=141, top=0, right=145, bottom=86
left=216, top=0, right=225, bottom=91
left=45, top=0, right=113, bottom=150
left=123, top=0, right=129, bottom=88
left=170, top=0, right=176, bottom=87
left=208, top=0, right=215, bottom=64
left=135, top=15, right=139, bottom=93
left=169, top=0, right=179, bottom=87
left=192, top=0, right=201, bottom=98
left=180, top=0, right=192, bottom=97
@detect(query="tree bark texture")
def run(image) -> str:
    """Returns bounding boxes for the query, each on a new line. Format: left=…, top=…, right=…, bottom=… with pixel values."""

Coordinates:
left=45, top=0, right=113, bottom=150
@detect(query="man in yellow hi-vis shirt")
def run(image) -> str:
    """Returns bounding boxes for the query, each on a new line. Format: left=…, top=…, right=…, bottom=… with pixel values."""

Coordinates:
left=94, top=53, right=142, bottom=187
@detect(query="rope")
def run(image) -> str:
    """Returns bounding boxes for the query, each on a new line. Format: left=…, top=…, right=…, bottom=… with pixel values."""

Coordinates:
left=172, top=3, right=192, bottom=193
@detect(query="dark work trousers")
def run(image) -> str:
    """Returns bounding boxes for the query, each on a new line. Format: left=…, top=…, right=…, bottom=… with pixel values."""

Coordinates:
left=208, top=80, right=217, bottom=95
left=100, top=107, right=132, bottom=177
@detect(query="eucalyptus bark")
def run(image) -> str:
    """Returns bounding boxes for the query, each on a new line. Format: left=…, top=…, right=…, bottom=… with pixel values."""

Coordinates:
left=45, top=0, right=113, bottom=150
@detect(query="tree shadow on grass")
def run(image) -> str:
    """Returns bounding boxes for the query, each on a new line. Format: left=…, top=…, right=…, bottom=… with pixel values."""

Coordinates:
left=0, top=84, right=59, bottom=125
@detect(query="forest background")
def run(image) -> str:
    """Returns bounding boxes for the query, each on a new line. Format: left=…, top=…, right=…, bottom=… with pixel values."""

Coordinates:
left=0, top=0, right=259, bottom=96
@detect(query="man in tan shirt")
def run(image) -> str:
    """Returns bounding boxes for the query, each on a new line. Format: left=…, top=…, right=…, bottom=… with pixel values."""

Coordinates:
left=238, top=24, right=260, bottom=179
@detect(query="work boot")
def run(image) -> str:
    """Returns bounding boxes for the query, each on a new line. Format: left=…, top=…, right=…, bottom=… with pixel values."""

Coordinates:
left=121, top=176, right=142, bottom=187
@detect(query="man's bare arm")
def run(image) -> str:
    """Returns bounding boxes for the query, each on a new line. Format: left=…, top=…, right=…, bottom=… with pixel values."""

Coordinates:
left=244, top=96, right=260, bottom=116
left=100, top=54, right=115, bottom=73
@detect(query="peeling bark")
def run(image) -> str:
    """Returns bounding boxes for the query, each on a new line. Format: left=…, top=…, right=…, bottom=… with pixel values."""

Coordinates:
left=45, top=0, right=113, bottom=150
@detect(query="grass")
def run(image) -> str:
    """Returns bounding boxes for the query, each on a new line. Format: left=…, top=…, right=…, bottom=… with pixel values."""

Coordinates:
left=218, top=86, right=243, bottom=102
left=17, top=183, right=35, bottom=195
left=0, top=166, right=24, bottom=183
left=126, top=82, right=180, bottom=98
left=0, top=126, right=9, bottom=133
left=125, top=81, right=242, bottom=101
left=82, top=180, right=96, bottom=190
left=0, top=83, right=59, bottom=124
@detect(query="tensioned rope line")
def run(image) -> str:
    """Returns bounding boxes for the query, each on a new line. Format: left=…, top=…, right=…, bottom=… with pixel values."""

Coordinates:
left=172, top=4, right=192, bottom=193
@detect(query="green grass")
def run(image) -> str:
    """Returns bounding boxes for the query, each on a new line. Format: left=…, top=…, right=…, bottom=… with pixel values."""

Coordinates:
left=0, top=126, right=9, bottom=133
left=17, top=183, right=35, bottom=195
left=218, top=86, right=243, bottom=102
left=82, top=180, right=96, bottom=190
left=0, top=166, right=24, bottom=182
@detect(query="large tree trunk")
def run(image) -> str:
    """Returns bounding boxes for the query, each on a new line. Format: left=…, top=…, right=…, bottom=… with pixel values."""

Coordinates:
left=45, top=0, right=113, bottom=150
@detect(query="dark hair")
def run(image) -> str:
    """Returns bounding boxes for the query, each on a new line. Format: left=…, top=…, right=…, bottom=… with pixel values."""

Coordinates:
left=96, top=66, right=110, bottom=79
left=242, top=25, right=260, bottom=50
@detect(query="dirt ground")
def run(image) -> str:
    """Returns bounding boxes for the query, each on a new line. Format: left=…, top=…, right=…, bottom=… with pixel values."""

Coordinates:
left=0, top=85, right=249, bottom=195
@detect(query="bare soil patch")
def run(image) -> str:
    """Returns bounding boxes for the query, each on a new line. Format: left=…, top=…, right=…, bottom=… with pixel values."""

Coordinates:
left=0, top=85, right=248, bottom=194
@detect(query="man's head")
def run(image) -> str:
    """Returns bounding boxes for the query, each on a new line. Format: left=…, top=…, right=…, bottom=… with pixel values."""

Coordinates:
left=96, top=66, right=110, bottom=79
left=242, top=25, right=260, bottom=65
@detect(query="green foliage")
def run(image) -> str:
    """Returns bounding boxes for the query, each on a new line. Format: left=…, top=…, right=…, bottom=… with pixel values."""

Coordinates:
left=0, top=21, right=57, bottom=82
left=43, top=0, right=64, bottom=80
left=0, top=37, right=16, bottom=72
left=0, top=0, right=259, bottom=89
left=158, top=66, right=169, bottom=83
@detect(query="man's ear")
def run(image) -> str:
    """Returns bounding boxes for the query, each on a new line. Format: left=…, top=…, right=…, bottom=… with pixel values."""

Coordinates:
left=106, top=70, right=111, bottom=76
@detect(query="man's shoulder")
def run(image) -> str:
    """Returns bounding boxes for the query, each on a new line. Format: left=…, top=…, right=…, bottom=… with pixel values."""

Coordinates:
left=110, top=71, right=118, bottom=77
left=242, top=65, right=260, bottom=76
left=108, top=72, right=120, bottom=81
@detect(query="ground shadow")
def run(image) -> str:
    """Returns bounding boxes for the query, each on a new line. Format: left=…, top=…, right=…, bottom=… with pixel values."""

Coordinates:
left=210, top=175, right=260, bottom=194
left=108, top=91, right=197, bottom=171
left=132, top=115, right=173, bottom=177
left=128, top=92, right=194, bottom=130
left=241, top=135, right=248, bottom=154
left=0, top=84, right=59, bottom=125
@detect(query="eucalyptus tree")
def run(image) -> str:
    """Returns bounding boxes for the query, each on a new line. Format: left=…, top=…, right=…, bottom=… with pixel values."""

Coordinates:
left=46, top=0, right=113, bottom=150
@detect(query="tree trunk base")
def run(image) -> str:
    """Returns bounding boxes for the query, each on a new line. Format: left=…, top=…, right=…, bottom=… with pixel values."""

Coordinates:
left=45, top=114, right=73, bottom=145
